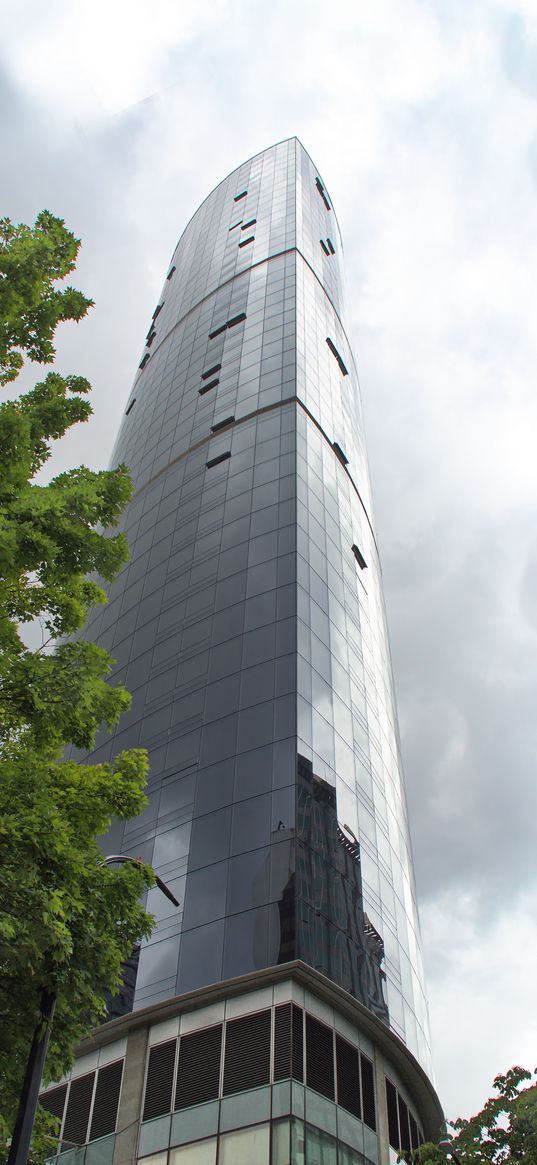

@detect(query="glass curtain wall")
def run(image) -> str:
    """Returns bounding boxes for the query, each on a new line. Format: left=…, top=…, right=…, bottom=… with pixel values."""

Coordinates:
left=78, top=139, right=431, bottom=1076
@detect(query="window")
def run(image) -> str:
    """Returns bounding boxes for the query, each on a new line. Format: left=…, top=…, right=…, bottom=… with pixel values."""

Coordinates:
left=386, top=1078, right=400, bottom=1150
left=398, top=1092, right=412, bottom=1152
left=227, top=311, right=247, bottom=328
left=146, top=329, right=156, bottom=347
left=336, top=1034, right=361, bottom=1119
left=202, top=363, right=222, bottom=380
left=320, top=239, right=329, bottom=256
left=199, top=379, right=219, bottom=396
left=229, top=220, right=243, bottom=231
left=152, top=302, right=163, bottom=320
left=242, top=219, right=257, bottom=230
left=166, top=265, right=176, bottom=279
left=63, top=1074, right=95, bottom=1145
left=223, top=1010, right=271, bottom=1094
left=125, top=398, right=136, bottom=416
left=206, top=451, right=231, bottom=469
left=332, top=441, right=348, bottom=466
left=326, top=337, right=348, bottom=376
left=143, top=1040, right=176, bottom=1120
left=234, top=190, right=248, bottom=201
left=315, top=176, right=331, bottom=210
left=39, top=1083, right=67, bottom=1125
left=360, top=1053, right=376, bottom=1131
left=175, top=1025, right=222, bottom=1110
left=208, top=312, right=246, bottom=339
left=386, top=1077, right=422, bottom=1151
left=238, top=236, right=255, bottom=248
left=40, top=1061, right=125, bottom=1147
left=170, top=1142, right=217, bottom=1164
left=139, top=353, right=150, bottom=370
left=305, top=1014, right=334, bottom=1100
left=211, top=416, right=235, bottom=433
left=219, top=1125, right=270, bottom=1165
left=89, top=1060, right=123, bottom=1139
left=327, top=238, right=335, bottom=254
left=352, top=543, right=367, bottom=570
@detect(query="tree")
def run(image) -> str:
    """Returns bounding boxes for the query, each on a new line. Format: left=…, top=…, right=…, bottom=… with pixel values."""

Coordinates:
left=0, top=212, right=154, bottom=1161
left=450, top=1067, right=537, bottom=1165
left=404, top=1067, right=537, bottom=1165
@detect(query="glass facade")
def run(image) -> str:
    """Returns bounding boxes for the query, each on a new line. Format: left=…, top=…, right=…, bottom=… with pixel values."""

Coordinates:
left=81, top=139, right=431, bottom=1075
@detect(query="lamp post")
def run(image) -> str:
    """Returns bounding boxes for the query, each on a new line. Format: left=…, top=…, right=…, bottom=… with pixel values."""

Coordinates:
left=439, top=1138, right=462, bottom=1165
left=7, top=856, right=178, bottom=1165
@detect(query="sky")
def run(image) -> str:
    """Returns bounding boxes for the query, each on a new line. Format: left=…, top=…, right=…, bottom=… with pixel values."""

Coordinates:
left=3, top=0, right=537, bottom=1123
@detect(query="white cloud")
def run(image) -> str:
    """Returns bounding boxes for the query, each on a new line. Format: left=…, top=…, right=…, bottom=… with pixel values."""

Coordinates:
left=423, top=891, right=537, bottom=1118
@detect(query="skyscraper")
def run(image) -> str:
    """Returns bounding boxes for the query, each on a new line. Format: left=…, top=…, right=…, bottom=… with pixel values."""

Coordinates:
left=41, top=140, right=442, bottom=1165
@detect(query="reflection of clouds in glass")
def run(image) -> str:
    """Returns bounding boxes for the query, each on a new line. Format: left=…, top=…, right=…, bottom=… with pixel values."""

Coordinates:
left=136, top=935, right=180, bottom=990
left=152, top=822, right=191, bottom=869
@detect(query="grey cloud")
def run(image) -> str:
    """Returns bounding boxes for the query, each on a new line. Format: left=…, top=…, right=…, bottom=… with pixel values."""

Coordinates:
left=381, top=513, right=537, bottom=919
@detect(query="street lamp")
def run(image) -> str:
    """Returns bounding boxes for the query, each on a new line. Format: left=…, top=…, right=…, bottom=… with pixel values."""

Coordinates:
left=439, top=1138, right=462, bottom=1165
left=8, top=856, right=179, bottom=1165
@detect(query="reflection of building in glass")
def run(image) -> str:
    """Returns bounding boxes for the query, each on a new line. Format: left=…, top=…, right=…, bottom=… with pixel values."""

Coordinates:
left=295, top=756, right=388, bottom=1024
left=41, top=140, right=442, bottom=1164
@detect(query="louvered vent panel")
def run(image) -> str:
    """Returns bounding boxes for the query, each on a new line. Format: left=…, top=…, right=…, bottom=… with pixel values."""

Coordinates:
left=39, top=1084, right=67, bottom=1124
left=274, top=1004, right=292, bottom=1080
left=142, top=1040, right=176, bottom=1121
left=386, top=1078, right=400, bottom=1149
left=292, top=1005, right=304, bottom=1083
left=175, top=1025, right=222, bottom=1110
left=222, top=1010, right=271, bottom=1095
left=335, top=1034, right=361, bottom=1119
left=398, top=1093, right=411, bottom=1152
left=409, top=1112, right=420, bottom=1150
left=360, top=1054, right=376, bottom=1132
left=305, top=1015, right=334, bottom=1101
left=89, top=1060, right=123, bottom=1140
left=63, top=1073, right=95, bottom=1145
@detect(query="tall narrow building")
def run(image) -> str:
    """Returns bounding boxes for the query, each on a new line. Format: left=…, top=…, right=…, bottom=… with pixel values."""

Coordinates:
left=41, top=140, right=442, bottom=1165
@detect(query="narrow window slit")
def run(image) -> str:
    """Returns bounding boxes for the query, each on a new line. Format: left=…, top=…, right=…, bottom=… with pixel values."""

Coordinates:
left=229, top=221, right=243, bottom=231
left=333, top=442, right=348, bottom=466
left=241, top=219, right=257, bottom=230
left=315, top=177, right=331, bottom=210
left=238, top=236, right=255, bottom=248
left=199, top=379, right=219, bottom=396
left=320, top=240, right=330, bottom=256
left=201, top=364, right=222, bottom=380
left=352, top=544, right=367, bottom=570
left=166, top=266, right=176, bottom=279
left=211, top=415, right=235, bottom=433
left=125, top=398, right=136, bottom=416
left=234, top=190, right=248, bottom=201
left=208, top=312, right=246, bottom=340
left=139, top=353, right=150, bottom=370
left=208, top=321, right=228, bottom=339
left=326, top=337, right=348, bottom=375
left=327, top=238, right=335, bottom=254
left=152, top=303, right=163, bottom=320
left=206, top=451, right=231, bottom=469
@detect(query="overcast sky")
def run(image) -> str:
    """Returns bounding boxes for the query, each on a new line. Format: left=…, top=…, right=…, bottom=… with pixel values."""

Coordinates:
left=3, top=0, right=537, bottom=1122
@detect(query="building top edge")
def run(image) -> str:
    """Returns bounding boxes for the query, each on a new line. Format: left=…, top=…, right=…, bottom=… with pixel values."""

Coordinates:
left=166, top=137, right=341, bottom=269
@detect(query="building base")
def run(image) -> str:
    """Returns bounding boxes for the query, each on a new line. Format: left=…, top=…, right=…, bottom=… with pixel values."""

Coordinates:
left=41, top=962, right=443, bottom=1165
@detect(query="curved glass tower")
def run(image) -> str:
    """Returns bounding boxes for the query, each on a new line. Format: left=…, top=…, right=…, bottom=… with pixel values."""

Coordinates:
left=42, top=140, right=442, bottom=1165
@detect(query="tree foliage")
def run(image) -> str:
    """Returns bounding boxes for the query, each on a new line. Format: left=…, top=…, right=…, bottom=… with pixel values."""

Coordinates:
left=404, top=1067, right=537, bottom=1165
left=0, top=211, right=90, bottom=386
left=0, top=213, right=154, bottom=1161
